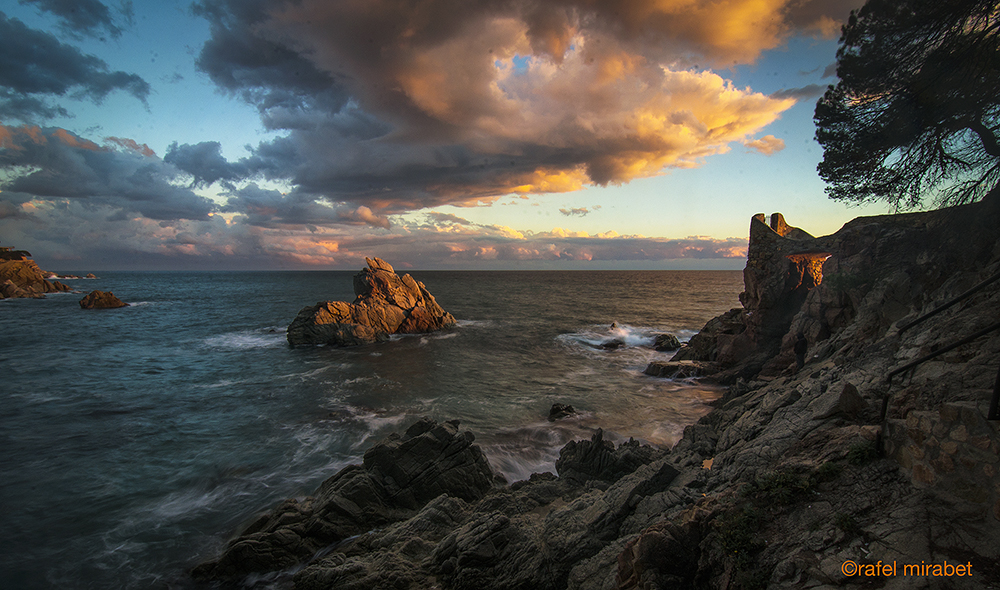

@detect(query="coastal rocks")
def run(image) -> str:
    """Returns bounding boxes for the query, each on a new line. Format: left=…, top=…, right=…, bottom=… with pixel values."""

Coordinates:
left=79, top=290, right=129, bottom=309
left=0, top=258, right=72, bottom=299
left=643, top=360, right=719, bottom=379
left=286, top=257, right=456, bottom=347
left=193, top=418, right=495, bottom=582
left=555, top=429, right=666, bottom=484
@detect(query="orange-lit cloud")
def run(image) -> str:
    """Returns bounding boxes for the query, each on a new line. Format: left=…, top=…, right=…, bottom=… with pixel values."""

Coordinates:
left=180, top=0, right=859, bottom=212
left=744, top=135, right=786, bottom=156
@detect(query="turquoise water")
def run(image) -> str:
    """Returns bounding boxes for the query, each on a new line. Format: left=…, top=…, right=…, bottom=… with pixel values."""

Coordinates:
left=0, top=270, right=742, bottom=588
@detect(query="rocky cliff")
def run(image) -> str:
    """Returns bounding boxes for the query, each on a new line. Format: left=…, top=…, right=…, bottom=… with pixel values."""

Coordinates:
left=286, top=257, right=456, bottom=347
left=0, top=255, right=72, bottom=299
left=197, top=196, right=1000, bottom=589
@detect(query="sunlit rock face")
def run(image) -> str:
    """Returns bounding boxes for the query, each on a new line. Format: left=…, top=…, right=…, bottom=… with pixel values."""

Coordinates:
left=0, top=258, right=72, bottom=299
left=286, top=257, right=456, bottom=347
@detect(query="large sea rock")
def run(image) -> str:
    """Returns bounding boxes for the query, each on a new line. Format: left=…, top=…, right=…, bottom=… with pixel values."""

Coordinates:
left=79, top=290, right=129, bottom=309
left=286, top=257, right=456, bottom=347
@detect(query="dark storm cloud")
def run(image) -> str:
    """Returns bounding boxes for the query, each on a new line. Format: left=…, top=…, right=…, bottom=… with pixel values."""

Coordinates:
left=770, top=85, right=826, bottom=101
left=191, top=0, right=349, bottom=127
left=164, top=141, right=251, bottom=188
left=18, top=0, right=132, bottom=39
left=0, top=125, right=214, bottom=221
left=220, top=183, right=391, bottom=229
left=0, top=12, right=150, bottom=121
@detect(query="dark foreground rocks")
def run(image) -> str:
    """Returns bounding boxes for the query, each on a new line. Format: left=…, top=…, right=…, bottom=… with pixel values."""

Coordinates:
left=287, top=257, right=456, bottom=347
left=79, top=290, right=128, bottom=309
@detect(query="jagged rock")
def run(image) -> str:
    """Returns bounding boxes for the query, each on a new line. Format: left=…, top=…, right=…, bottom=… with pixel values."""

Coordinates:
left=548, top=403, right=576, bottom=421
left=653, top=333, right=681, bottom=351
left=79, top=290, right=128, bottom=309
left=555, top=429, right=665, bottom=484
left=286, top=257, right=456, bottom=347
left=0, top=258, right=73, bottom=299
left=192, top=418, right=494, bottom=582
left=671, top=308, right=746, bottom=362
left=643, top=360, right=719, bottom=379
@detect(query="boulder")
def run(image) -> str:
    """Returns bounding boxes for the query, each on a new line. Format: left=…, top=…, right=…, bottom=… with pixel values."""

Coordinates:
left=79, top=290, right=129, bottom=309
left=548, top=403, right=576, bottom=421
left=653, top=333, right=681, bottom=351
left=286, top=257, right=456, bottom=347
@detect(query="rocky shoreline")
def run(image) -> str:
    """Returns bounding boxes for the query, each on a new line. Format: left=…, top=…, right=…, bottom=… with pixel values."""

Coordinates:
left=194, top=195, right=1000, bottom=589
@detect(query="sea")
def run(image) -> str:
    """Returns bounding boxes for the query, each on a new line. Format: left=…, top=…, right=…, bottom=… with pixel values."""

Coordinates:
left=0, top=270, right=743, bottom=589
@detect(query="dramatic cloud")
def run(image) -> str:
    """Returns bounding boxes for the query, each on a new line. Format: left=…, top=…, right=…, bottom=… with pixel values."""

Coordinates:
left=0, top=124, right=214, bottom=221
left=185, top=0, right=862, bottom=215
left=18, top=0, right=132, bottom=39
left=743, top=135, right=786, bottom=156
left=0, top=12, right=149, bottom=121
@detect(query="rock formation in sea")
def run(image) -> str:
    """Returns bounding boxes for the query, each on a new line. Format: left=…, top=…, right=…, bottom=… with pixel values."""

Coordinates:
left=0, top=243, right=72, bottom=299
left=286, top=257, right=456, bottom=347
left=197, top=194, right=1000, bottom=589
left=79, top=290, right=129, bottom=309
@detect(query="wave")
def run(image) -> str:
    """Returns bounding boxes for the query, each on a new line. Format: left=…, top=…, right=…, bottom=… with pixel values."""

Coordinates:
left=203, top=327, right=286, bottom=350
left=555, top=322, right=670, bottom=351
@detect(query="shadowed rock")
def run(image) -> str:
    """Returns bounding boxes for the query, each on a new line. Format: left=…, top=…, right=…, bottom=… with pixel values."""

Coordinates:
left=192, top=418, right=494, bottom=582
left=79, top=290, right=128, bottom=309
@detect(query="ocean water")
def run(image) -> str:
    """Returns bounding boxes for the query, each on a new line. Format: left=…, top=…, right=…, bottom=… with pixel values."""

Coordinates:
left=0, top=270, right=743, bottom=589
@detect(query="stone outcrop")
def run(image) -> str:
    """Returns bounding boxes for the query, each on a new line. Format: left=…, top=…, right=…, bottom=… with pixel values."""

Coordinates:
left=0, top=257, right=72, bottom=299
left=196, top=194, right=1000, bottom=590
left=79, top=290, right=129, bottom=309
left=286, top=257, right=456, bottom=347
left=192, top=418, right=495, bottom=582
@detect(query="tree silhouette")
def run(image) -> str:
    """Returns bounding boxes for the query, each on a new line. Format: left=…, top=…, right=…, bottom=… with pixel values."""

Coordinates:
left=815, top=0, right=1000, bottom=210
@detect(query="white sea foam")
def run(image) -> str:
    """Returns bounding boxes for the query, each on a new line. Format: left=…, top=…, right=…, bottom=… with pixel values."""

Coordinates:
left=203, top=328, right=286, bottom=350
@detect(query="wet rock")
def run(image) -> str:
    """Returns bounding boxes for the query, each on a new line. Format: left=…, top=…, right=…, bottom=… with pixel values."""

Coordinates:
left=653, top=333, right=681, bottom=351
left=548, top=403, right=576, bottom=421
left=600, top=338, right=626, bottom=350
left=79, top=290, right=128, bottom=309
left=643, top=360, right=719, bottom=379
left=286, top=257, right=455, bottom=347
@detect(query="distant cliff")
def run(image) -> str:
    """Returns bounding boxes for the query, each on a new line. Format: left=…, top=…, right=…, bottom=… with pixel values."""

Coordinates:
left=0, top=249, right=72, bottom=299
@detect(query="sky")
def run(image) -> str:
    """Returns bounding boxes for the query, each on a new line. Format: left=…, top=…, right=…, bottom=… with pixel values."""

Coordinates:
left=0, top=0, right=890, bottom=271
